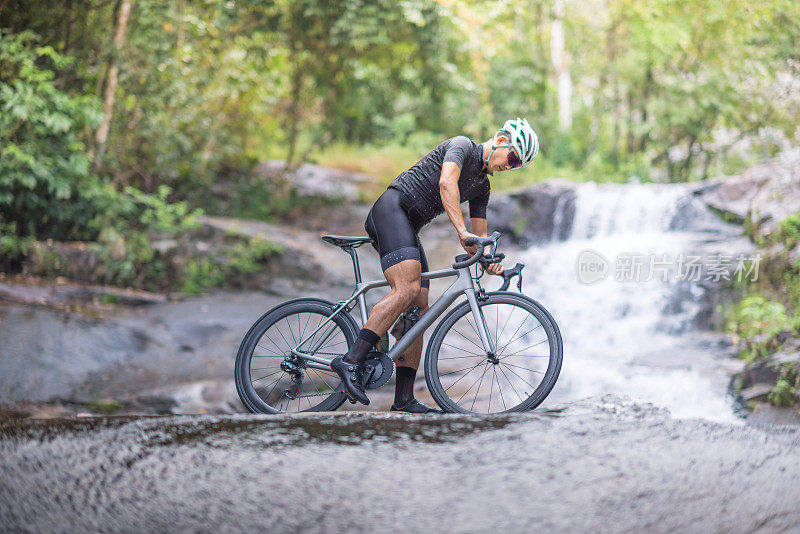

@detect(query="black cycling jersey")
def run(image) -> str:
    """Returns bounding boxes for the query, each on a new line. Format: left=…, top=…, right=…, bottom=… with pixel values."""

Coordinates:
left=388, top=136, right=490, bottom=228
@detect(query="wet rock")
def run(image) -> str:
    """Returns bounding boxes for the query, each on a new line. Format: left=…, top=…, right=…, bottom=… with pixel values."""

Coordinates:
left=2, top=396, right=800, bottom=533
left=739, top=383, right=773, bottom=402
left=0, top=277, right=168, bottom=309
left=736, top=358, right=782, bottom=391
left=694, top=149, right=800, bottom=238
left=670, top=192, right=745, bottom=235
left=254, top=160, right=374, bottom=201
left=199, top=215, right=348, bottom=286
left=132, top=380, right=243, bottom=415
left=486, top=179, right=578, bottom=246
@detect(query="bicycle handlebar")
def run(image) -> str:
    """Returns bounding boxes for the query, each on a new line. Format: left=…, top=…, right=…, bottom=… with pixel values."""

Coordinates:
left=452, top=231, right=502, bottom=269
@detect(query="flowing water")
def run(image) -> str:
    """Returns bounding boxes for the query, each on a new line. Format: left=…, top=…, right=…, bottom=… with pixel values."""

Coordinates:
left=512, top=181, right=747, bottom=422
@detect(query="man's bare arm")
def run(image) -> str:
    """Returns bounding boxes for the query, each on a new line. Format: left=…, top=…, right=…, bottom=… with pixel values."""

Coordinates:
left=470, top=217, right=487, bottom=237
left=439, top=161, right=468, bottom=238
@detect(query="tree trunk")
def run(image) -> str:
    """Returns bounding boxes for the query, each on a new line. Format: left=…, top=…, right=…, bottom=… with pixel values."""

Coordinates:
left=93, top=0, right=133, bottom=171
left=284, top=59, right=304, bottom=170
left=550, top=0, right=572, bottom=131
left=639, top=67, right=652, bottom=152
left=606, top=15, right=620, bottom=167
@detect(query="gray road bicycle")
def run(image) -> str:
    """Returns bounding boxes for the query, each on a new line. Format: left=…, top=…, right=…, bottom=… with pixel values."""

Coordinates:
left=234, top=232, right=563, bottom=414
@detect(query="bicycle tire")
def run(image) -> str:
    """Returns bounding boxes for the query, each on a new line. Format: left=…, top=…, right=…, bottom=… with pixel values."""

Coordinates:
left=424, top=291, right=563, bottom=414
left=234, top=298, right=359, bottom=414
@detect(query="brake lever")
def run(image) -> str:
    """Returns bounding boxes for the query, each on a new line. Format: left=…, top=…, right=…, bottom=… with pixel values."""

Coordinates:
left=498, top=263, right=525, bottom=292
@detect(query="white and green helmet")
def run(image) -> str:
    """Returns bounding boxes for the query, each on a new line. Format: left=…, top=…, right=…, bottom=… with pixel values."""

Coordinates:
left=500, top=117, right=539, bottom=166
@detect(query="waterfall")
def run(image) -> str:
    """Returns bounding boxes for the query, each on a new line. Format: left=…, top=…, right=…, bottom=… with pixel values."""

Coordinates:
left=509, top=181, right=741, bottom=422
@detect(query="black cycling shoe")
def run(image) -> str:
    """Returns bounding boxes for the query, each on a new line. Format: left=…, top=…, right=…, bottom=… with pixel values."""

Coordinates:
left=390, top=399, right=444, bottom=414
left=331, top=357, right=370, bottom=405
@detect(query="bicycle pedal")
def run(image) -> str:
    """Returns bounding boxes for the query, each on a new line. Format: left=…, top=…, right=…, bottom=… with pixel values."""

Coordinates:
left=342, top=388, right=357, bottom=404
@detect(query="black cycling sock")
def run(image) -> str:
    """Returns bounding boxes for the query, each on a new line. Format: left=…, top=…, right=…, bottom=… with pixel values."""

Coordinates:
left=394, top=366, right=417, bottom=407
left=342, top=328, right=380, bottom=366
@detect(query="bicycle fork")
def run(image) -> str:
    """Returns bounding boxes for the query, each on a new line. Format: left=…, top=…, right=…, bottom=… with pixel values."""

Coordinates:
left=464, top=286, right=497, bottom=360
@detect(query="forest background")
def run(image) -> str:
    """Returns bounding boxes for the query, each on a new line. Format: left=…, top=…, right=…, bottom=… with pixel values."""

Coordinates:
left=0, top=0, right=798, bottom=291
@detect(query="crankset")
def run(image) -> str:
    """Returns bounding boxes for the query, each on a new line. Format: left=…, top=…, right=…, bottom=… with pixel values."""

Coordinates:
left=361, top=351, right=394, bottom=390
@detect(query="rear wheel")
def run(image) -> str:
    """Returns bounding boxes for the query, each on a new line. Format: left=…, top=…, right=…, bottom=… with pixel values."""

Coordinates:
left=424, top=292, right=562, bottom=414
left=235, top=298, right=357, bottom=414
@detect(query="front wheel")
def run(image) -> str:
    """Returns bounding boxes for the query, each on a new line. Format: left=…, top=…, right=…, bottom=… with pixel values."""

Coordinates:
left=235, top=298, right=358, bottom=414
left=424, top=292, right=563, bottom=414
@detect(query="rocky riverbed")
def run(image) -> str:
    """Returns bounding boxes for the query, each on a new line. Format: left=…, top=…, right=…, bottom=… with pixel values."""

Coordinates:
left=1, top=395, right=799, bottom=533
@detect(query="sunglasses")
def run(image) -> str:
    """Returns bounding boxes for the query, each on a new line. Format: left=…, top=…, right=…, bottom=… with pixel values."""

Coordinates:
left=507, top=147, right=522, bottom=169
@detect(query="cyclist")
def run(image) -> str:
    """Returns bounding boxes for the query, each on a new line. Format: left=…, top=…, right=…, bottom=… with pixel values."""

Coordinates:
left=331, top=118, right=539, bottom=412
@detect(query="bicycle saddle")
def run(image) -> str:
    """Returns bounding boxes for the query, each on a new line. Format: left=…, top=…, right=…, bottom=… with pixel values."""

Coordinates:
left=321, top=235, right=373, bottom=248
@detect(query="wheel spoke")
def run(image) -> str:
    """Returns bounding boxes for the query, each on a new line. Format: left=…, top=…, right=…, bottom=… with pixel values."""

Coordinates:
left=495, top=305, right=515, bottom=352
left=500, top=339, right=548, bottom=359
left=260, top=332, right=286, bottom=356
left=501, top=363, right=540, bottom=390
left=263, top=374, right=284, bottom=401
left=439, top=361, right=486, bottom=377
left=449, top=325, right=485, bottom=351
left=470, top=363, right=490, bottom=411
left=498, top=324, right=544, bottom=356
left=443, top=361, right=485, bottom=392
left=439, top=353, right=485, bottom=361
left=456, top=363, right=489, bottom=404
left=496, top=312, right=531, bottom=356
left=275, top=318, right=296, bottom=351
left=299, top=313, right=313, bottom=344
left=488, top=366, right=495, bottom=413
left=497, top=364, right=523, bottom=402
left=251, top=369, right=283, bottom=383
left=499, top=362, right=545, bottom=375
left=440, top=342, right=484, bottom=357
left=464, top=314, right=481, bottom=340
left=494, top=367, right=507, bottom=411
left=494, top=306, right=500, bottom=349
left=310, top=368, right=337, bottom=391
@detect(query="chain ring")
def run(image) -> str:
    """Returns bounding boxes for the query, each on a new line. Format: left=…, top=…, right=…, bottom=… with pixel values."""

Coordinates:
left=362, top=351, right=394, bottom=390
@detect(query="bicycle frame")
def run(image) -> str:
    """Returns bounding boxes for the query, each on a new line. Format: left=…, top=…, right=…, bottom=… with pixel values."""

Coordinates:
left=290, top=264, right=497, bottom=372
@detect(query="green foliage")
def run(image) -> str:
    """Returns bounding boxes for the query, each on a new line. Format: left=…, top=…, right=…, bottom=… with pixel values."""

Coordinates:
left=0, top=30, right=102, bottom=239
left=2, top=0, right=800, bottom=291
left=726, top=295, right=789, bottom=341
left=86, top=399, right=125, bottom=414
left=768, top=366, right=799, bottom=408
left=725, top=294, right=791, bottom=361
left=771, top=213, right=800, bottom=249
left=226, top=237, right=284, bottom=274
left=0, top=221, right=36, bottom=266
left=181, top=236, right=283, bottom=293
left=182, top=258, right=224, bottom=294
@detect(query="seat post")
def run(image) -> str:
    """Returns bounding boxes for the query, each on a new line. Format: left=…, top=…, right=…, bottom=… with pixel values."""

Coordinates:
left=342, top=246, right=363, bottom=284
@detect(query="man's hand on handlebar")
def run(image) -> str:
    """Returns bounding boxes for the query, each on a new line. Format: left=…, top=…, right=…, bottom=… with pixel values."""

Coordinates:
left=458, top=230, right=480, bottom=256
left=481, top=262, right=504, bottom=276
left=458, top=230, right=504, bottom=275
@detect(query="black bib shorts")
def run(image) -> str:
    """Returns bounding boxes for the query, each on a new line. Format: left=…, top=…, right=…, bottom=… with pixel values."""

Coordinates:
left=364, top=188, right=430, bottom=290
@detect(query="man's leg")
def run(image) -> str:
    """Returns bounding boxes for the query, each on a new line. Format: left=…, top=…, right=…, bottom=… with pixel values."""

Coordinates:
left=332, top=258, right=421, bottom=405
left=361, top=259, right=422, bottom=336
left=392, top=287, right=429, bottom=408
left=337, top=188, right=425, bottom=405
